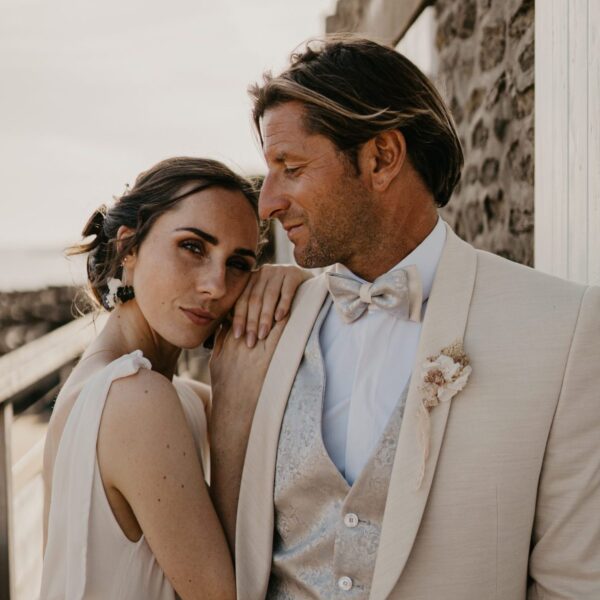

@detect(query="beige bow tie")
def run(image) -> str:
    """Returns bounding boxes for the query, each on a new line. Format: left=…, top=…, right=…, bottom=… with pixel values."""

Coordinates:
left=326, top=265, right=423, bottom=324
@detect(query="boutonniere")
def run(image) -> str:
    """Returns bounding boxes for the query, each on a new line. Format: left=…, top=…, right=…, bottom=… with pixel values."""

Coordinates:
left=416, top=341, right=472, bottom=489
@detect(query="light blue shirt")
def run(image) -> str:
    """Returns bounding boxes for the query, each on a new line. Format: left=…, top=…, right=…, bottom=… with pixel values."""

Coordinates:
left=320, top=217, right=447, bottom=484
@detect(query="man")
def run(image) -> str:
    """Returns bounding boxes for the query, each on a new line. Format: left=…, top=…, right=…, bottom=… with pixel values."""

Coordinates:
left=209, top=37, right=600, bottom=599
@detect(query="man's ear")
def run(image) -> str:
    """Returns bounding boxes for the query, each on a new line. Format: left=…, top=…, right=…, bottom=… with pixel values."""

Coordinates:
left=116, top=225, right=137, bottom=267
left=358, top=130, right=407, bottom=193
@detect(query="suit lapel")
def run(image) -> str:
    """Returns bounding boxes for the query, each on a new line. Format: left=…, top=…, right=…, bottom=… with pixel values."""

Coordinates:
left=370, top=225, right=478, bottom=600
left=235, top=274, right=329, bottom=600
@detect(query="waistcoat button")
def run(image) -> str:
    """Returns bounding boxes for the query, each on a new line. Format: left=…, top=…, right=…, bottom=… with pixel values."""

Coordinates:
left=338, top=576, right=353, bottom=591
left=344, top=512, right=359, bottom=528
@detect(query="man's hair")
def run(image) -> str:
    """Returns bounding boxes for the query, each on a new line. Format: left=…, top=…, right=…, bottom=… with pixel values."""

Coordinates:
left=249, top=35, right=463, bottom=207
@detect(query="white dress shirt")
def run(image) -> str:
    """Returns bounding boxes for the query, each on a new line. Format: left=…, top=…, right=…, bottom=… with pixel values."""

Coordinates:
left=320, top=218, right=446, bottom=485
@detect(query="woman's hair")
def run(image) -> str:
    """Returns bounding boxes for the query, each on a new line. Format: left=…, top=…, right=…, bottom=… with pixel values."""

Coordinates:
left=249, top=35, right=463, bottom=207
left=69, top=156, right=261, bottom=310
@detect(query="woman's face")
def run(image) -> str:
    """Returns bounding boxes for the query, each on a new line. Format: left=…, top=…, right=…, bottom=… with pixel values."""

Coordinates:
left=124, top=185, right=259, bottom=349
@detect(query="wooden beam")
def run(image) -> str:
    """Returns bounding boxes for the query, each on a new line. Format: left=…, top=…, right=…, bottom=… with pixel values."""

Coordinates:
left=326, top=0, right=432, bottom=45
left=0, top=312, right=107, bottom=407
left=0, top=404, right=15, bottom=600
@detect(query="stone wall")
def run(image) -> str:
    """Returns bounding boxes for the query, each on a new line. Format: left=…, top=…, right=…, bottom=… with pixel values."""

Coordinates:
left=435, top=0, right=534, bottom=266
left=326, top=0, right=535, bottom=266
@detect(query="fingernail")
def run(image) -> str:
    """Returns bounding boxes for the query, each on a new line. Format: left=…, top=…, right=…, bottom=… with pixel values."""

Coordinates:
left=233, top=324, right=242, bottom=339
left=246, top=331, right=256, bottom=348
left=275, top=309, right=285, bottom=321
left=258, top=324, right=268, bottom=340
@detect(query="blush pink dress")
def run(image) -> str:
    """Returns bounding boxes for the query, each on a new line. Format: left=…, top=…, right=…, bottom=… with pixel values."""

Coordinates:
left=40, top=350, right=209, bottom=600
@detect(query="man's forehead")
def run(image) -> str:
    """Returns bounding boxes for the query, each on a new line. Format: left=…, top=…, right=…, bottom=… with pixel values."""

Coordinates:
left=262, top=101, right=308, bottom=136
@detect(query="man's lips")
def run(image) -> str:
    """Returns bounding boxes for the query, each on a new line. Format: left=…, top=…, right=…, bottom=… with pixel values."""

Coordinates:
left=180, top=307, right=216, bottom=326
left=283, top=222, right=304, bottom=240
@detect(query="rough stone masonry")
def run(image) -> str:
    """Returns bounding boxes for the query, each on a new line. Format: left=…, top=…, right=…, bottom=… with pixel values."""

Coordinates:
left=436, top=0, right=534, bottom=266
left=327, top=0, right=535, bottom=266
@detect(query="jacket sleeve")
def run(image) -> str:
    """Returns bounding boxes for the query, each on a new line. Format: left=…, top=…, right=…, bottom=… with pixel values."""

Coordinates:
left=528, top=285, right=600, bottom=599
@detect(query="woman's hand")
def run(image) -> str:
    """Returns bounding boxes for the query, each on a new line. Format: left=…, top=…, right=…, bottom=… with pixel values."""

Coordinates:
left=231, top=264, right=311, bottom=348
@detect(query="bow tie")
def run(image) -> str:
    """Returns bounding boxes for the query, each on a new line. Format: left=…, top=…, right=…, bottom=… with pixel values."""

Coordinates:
left=326, top=265, right=423, bottom=324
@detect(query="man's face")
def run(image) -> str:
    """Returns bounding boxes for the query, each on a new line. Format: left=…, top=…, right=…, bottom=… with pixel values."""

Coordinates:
left=259, top=101, right=376, bottom=269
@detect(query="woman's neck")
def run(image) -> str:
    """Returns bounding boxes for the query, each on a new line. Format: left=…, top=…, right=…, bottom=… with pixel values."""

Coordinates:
left=91, top=302, right=181, bottom=380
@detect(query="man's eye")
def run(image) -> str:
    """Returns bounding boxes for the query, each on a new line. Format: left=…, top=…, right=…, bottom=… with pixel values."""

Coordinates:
left=284, top=165, right=301, bottom=176
left=180, top=240, right=205, bottom=255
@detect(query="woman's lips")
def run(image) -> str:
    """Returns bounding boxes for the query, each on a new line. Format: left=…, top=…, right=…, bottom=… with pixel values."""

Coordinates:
left=180, top=308, right=215, bottom=326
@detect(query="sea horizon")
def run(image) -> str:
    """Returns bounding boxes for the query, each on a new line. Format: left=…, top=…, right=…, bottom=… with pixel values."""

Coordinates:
left=0, top=246, right=87, bottom=292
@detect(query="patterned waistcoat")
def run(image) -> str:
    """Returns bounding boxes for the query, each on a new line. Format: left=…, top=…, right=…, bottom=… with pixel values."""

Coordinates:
left=268, top=301, right=408, bottom=599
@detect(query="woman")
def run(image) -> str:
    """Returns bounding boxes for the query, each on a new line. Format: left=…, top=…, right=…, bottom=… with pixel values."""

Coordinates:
left=41, top=157, right=308, bottom=599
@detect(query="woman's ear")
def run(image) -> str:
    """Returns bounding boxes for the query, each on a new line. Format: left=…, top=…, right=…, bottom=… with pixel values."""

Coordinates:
left=358, top=129, right=407, bottom=193
left=116, top=225, right=137, bottom=268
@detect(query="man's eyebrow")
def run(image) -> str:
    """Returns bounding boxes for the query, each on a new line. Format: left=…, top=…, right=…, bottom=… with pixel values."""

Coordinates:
left=175, top=227, right=257, bottom=260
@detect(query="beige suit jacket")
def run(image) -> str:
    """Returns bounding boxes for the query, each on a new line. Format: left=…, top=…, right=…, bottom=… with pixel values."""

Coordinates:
left=236, top=225, right=600, bottom=599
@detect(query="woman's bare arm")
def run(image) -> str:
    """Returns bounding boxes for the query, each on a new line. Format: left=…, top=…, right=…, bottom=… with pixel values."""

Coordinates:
left=208, top=318, right=286, bottom=552
left=98, top=369, right=235, bottom=600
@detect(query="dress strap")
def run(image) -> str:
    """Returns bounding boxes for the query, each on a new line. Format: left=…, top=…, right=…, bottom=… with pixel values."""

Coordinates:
left=46, top=350, right=151, bottom=600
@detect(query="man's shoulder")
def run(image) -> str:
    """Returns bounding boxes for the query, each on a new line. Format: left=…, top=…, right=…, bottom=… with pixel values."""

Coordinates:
left=473, top=246, right=590, bottom=300
left=291, top=271, right=329, bottom=308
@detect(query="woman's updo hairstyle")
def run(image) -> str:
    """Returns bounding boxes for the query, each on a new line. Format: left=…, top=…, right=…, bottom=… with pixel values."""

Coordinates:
left=69, top=157, right=260, bottom=310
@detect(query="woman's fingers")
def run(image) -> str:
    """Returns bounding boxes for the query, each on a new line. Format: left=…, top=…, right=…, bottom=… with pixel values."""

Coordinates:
left=274, top=272, right=300, bottom=322
left=231, top=275, right=255, bottom=340
left=256, top=273, right=286, bottom=341
left=244, top=270, right=276, bottom=348
left=231, top=265, right=312, bottom=348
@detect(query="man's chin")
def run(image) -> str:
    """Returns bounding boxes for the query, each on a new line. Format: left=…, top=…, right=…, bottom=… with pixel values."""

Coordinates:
left=293, top=245, right=334, bottom=270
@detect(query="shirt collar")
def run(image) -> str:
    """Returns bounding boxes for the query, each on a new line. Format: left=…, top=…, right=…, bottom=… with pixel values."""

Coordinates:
left=332, top=217, right=446, bottom=304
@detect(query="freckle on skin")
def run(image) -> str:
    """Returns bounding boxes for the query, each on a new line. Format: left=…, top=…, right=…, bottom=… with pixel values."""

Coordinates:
left=183, top=451, right=186, bottom=456
left=158, top=498, right=161, bottom=502
left=163, top=475, right=167, bottom=479
left=181, top=484, right=184, bottom=488
left=166, top=444, right=170, bottom=449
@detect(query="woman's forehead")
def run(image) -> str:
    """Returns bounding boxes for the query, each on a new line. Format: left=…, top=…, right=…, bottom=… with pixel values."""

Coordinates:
left=156, top=188, right=259, bottom=243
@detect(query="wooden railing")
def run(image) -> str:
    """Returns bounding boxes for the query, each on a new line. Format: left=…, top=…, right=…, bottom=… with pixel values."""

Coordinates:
left=0, top=313, right=106, bottom=600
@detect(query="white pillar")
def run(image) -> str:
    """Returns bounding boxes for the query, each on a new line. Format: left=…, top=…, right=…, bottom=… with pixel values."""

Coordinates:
left=535, top=0, right=600, bottom=285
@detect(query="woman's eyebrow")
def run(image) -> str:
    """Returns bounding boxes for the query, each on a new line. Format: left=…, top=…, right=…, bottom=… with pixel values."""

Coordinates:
left=175, top=227, right=257, bottom=260
left=175, top=226, right=218, bottom=245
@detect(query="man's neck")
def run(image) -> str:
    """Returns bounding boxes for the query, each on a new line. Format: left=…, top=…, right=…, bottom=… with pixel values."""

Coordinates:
left=345, top=209, right=439, bottom=281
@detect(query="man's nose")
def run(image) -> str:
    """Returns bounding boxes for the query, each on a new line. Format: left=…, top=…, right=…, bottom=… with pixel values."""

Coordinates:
left=197, top=262, right=227, bottom=300
left=259, top=172, right=289, bottom=220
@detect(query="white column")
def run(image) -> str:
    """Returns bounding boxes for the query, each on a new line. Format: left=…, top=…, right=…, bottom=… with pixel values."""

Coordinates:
left=535, top=0, right=600, bottom=285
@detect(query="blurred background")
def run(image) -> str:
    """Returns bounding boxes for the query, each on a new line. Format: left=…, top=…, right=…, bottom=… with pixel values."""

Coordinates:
left=1, top=1, right=598, bottom=598
left=0, top=0, right=337, bottom=293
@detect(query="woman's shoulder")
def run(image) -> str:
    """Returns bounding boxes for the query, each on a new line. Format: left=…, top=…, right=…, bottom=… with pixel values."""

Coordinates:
left=98, top=368, right=196, bottom=480
left=105, top=366, right=180, bottom=421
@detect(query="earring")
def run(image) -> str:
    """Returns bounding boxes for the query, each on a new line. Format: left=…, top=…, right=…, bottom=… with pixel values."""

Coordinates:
left=102, top=268, right=135, bottom=310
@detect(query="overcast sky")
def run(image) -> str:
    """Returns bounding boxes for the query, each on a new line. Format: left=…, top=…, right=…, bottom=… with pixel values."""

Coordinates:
left=0, top=0, right=335, bottom=249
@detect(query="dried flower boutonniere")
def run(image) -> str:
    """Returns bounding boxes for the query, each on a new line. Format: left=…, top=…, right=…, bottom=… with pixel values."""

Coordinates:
left=416, top=341, right=472, bottom=489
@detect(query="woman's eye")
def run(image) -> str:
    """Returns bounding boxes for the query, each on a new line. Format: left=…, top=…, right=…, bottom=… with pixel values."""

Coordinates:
left=180, top=240, right=205, bottom=255
left=227, top=259, right=252, bottom=273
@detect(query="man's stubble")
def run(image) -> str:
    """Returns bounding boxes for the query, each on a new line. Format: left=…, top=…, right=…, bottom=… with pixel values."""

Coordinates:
left=293, top=175, right=382, bottom=272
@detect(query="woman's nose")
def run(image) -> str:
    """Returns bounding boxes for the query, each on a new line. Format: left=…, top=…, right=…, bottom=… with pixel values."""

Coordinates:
left=197, top=262, right=227, bottom=300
